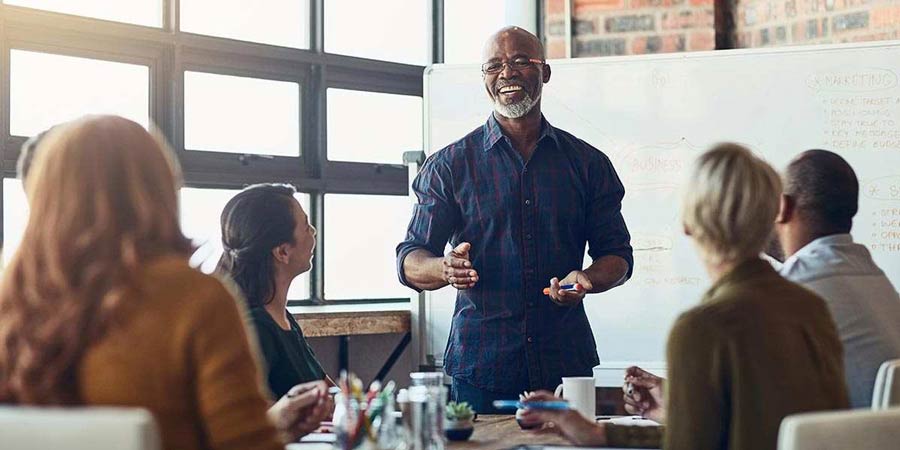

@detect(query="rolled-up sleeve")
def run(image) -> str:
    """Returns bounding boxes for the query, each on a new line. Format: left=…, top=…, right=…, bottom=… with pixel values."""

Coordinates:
left=586, top=152, right=634, bottom=279
left=396, top=154, right=459, bottom=290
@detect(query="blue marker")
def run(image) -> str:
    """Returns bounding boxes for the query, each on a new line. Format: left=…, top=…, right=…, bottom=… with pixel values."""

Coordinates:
left=492, top=400, right=571, bottom=410
left=542, top=283, right=583, bottom=295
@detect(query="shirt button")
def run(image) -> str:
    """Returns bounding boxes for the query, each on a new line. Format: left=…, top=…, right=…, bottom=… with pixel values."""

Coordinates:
left=527, top=302, right=535, bottom=308
left=525, top=233, right=533, bottom=240
left=527, top=337, right=534, bottom=343
left=524, top=199, right=531, bottom=206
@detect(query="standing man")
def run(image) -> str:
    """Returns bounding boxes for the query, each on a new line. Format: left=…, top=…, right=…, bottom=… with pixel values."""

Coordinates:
left=396, top=27, right=633, bottom=413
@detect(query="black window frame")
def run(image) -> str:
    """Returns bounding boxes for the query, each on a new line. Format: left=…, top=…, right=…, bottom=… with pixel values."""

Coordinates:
left=0, top=0, right=545, bottom=306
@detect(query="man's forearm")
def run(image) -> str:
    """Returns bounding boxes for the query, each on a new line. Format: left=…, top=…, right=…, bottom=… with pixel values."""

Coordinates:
left=584, top=255, right=630, bottom=293
left=402, top=249, right=449, bottom=291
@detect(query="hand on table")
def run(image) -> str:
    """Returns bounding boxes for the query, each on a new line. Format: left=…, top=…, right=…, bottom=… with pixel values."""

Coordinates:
left=516, top=391, right=607, bottom=446
left=268, top=381, right=334, bottom=442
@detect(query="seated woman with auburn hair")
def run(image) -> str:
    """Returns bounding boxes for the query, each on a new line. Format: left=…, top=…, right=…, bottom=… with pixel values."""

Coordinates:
left=0, top=116, right=328, bottom=450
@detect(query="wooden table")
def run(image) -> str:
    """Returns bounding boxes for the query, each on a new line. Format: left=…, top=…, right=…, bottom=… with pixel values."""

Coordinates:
left=449, top=415, right=568, bottom=450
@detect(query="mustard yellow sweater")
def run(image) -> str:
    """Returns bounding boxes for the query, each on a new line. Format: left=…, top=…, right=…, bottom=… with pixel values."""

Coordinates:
left=78, top=255, right=283, bottom=450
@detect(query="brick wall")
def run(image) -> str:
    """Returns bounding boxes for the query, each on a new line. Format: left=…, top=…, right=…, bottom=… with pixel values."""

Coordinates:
left=545, top=0, right=568, bottom=58
left=733, top=0, right=900, bottom=47
left=544, top=0, right=716, bottom=57
left=543, top=0, right=900, bottom=58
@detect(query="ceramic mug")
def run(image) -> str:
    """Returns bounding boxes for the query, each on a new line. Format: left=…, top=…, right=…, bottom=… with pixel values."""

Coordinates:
left=554, top=376, right=596, bottom=419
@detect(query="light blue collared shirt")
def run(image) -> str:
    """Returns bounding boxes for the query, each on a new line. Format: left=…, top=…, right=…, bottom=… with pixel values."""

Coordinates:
left=780, top=234, right=900, bottom=408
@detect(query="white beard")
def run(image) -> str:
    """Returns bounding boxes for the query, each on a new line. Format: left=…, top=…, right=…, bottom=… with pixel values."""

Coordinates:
left=493, top=91, right=540, bottom=119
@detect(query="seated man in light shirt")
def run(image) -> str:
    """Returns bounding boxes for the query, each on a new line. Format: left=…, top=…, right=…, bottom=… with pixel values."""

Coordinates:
left=623, top=149, right=900, bottom=417
left=775, top=149, right=900, bottom=408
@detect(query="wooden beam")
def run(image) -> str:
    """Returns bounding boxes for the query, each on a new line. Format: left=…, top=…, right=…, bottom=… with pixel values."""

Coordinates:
left=294, top=310, right=410, bottom=337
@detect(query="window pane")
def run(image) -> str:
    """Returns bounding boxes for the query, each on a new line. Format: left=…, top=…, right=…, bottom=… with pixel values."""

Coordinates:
left=444, top=0, right=506, bottom=64
left=324, top=194, right=411, bottom=300
left=184, top=72, right=300, bottom=156
left=4, top=0, right=161, bottom=27
left=10, top=50, right=150, bottom=138
left=325, top=0, right=428, bottom=65
left=327, top=89, right=422, bottom=164
left=181, top=0, right=309, bottom=49
left=180, top=188, right=311, bottom=300
left=2, top=179, right=28, bottom=267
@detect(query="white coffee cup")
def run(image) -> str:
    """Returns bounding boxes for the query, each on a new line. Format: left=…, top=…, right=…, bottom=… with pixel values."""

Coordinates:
left=554, top=376, right=596, bottom=419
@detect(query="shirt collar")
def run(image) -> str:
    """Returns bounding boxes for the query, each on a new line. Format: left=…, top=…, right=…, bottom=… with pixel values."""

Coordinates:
left=701, top=258, right=776, bottom=305
left=481, top=112, right=560, bottom=152
left=780, top=233, right=853, bottom=275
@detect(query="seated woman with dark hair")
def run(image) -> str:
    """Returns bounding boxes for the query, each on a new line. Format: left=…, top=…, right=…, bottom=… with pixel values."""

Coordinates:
left=217, top=184, right=333, bottom=399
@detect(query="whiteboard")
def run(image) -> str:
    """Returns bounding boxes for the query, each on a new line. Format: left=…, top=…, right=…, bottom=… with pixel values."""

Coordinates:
left=422, top=41, right=900, bottom=385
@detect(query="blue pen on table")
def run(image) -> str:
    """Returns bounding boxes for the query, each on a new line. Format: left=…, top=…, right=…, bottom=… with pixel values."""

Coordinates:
left=492, top=400, right=571, bottom=410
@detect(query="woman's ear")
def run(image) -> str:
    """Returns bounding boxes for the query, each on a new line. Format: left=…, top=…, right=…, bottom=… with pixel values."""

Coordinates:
left=271, top=243, right=291, bottom=265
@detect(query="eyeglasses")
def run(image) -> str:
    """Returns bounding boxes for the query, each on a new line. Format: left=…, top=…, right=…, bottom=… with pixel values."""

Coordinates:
left=481, top=58, right=545, bottom=74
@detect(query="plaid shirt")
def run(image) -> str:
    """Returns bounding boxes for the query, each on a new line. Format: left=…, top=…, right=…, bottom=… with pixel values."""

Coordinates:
left=397, top=114, right=633, bottom=392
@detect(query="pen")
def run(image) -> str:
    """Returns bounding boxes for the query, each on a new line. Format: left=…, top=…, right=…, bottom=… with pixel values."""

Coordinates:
left=542, top=283, right=582, bottom=295
left=492, top=400, right=571, bottom=410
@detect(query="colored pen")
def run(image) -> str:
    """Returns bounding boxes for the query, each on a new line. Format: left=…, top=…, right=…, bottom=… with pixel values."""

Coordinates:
left=542, top=283, right=582, bottom=295
left=492, top=400, right=571, bottom=410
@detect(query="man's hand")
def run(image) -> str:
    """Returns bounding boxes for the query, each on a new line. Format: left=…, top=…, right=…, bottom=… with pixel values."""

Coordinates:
left=268, top=381, right=333, bottom=442
left=547, top=270, right=592, bottom=305
left=443, top=242, right=479, bottom=289
left=517, top=391, right=608, bottom=446
left=623, top=366, right=667, bottom=424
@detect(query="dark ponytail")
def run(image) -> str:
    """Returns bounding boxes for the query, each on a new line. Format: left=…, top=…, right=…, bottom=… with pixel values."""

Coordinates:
left=216, top=183, right=298, bottom=308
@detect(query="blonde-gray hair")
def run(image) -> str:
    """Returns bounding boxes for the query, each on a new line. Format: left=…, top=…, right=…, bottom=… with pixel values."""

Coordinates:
left=681, top=143, right=782, bottom=265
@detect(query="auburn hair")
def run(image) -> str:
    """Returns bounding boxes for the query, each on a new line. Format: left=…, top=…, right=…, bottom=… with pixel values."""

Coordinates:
left=0, top=115, right=192, bottom=404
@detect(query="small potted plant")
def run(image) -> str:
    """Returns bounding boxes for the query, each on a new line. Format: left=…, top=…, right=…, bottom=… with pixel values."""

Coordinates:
left=444, top=401, right=475, bottom=441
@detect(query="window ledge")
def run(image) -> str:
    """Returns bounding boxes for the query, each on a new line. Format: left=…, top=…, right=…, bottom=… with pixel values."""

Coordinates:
left=289, top=303, right=410, bottom=337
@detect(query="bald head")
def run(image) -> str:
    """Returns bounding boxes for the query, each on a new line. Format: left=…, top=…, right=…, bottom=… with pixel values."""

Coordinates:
left=482, top=27, right=545, bottom=62
left=784, top=149, right=858, bottom=235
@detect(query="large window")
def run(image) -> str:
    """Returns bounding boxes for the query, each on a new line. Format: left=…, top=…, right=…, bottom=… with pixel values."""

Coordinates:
left=324, top=194, right=411, bottom=300
left=325, top=0, right=428, bottom=65
left=9, top=50, right=150, bottom=137
left=180, top=0, right=309, bottom=49
left=3, top=0, right=162, bottom=27
left=327, top=89, right=422, bottom=164
left=184, top=72, right=301, bottom=156
left=0, top=0, right=505, bottom=304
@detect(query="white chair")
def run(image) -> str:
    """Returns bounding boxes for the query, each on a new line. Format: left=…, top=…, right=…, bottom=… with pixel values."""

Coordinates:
left=777, top=408, right=900, bottom=450
left=0, top=407, right=161, bottom=450
left=871, top=358, right=900, bottom=410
